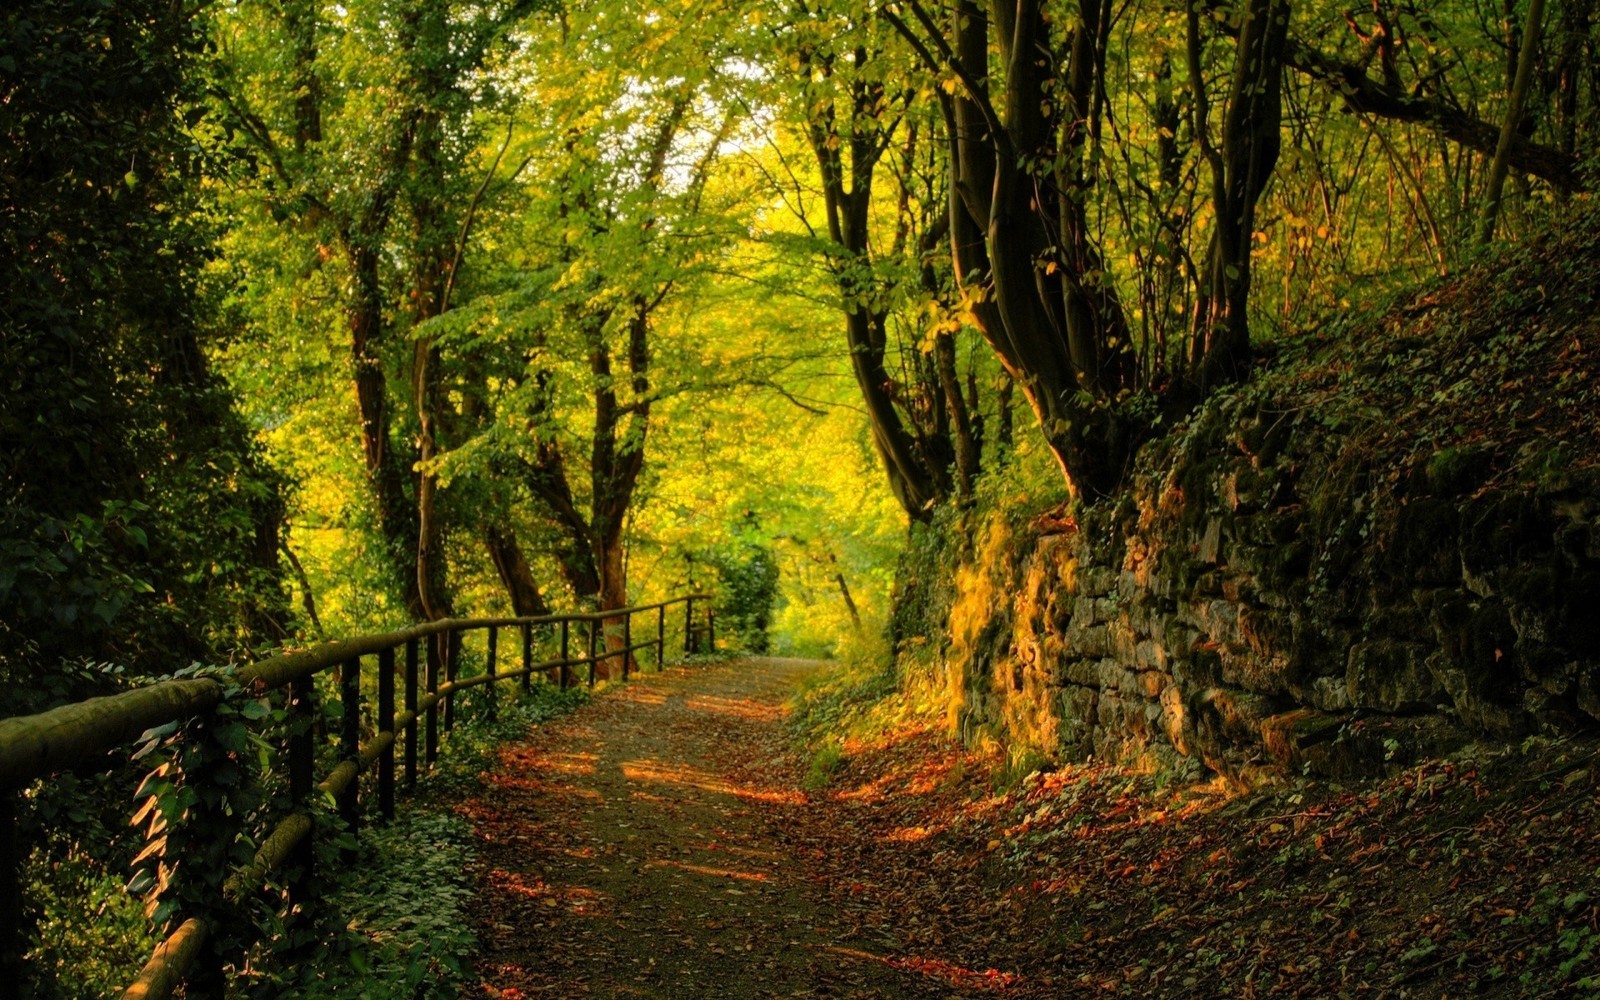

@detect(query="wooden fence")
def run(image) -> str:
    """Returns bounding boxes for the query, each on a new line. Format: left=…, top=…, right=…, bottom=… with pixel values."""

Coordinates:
left=0, top=594, right=716, bottom=999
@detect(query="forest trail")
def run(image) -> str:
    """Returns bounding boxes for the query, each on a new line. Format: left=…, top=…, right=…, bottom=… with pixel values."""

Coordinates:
left=460, top=657, right=1019, bottom=999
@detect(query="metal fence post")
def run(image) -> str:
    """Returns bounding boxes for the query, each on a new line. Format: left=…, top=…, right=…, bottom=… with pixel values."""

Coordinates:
left=657, top=604, right=666, bottom=669
left=685, top=596, right=695, bottom=655
left=287, top=672, right=316, bottom=910
left=622, top=611, right=632, bottom=680
left=1, top=789, right=21, bottom=990
left=587, top=618, right=598, bottom=688
left=444, top=630, right=461, bottom=733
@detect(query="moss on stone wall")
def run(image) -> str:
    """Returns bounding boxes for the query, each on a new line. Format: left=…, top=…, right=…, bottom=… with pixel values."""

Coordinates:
left=895, top=217, right=1600, bottom=781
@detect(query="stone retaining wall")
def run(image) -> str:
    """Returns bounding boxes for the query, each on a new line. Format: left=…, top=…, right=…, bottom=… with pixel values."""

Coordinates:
left=940, top=390, right=1600, bottom=780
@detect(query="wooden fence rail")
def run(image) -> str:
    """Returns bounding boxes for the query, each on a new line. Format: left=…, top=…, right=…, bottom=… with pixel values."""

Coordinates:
left=0, top=593, right=716, bottom=1000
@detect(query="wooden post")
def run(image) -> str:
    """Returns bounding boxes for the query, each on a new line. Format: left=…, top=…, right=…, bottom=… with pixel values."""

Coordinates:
left=339, top=657, right=361, bottom=836
left=587, top=618, right=597, bottom=688
left=521, top=623, right=532, bottom=693
left=486, top=626, right=499, bottom=723
left=287, top=673, right=316, bottom=910
left=622, top=611, right=632, bottom=680
left=425, top=634, right=440, bottom=765
left=657, top=604, right=666, bottom=670
left=685, top=596, right=695, bottom=655
left=0, top=788, right=20, bottom=991
left=444, top=631, right=461, bottom=733
left=378, top=646, right=395, bottom=822
left=707, top=604, right=715, bottom=653
left=404, top=638, right=419, bottom=787
left=560, top=619, right=571, bottom=689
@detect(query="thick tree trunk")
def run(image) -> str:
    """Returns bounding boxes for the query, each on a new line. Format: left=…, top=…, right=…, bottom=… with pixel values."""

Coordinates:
left=595, top=534, right=629, bottom=680
left=900, top=0, right=1135, bottom=499
left=349, top=242, right=425, bottom=620
left=484, top=523, right=549, bottom=617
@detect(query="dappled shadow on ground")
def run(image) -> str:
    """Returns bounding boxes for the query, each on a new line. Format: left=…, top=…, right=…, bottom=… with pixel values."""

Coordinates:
left=463, top=658, right=1600, bottom=998
left=460, top=658, right=1030, bottom=999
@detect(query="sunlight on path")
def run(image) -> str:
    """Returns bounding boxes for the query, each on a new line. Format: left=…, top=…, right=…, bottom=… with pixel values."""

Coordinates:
left=461, top=658, right=1022, bottom=999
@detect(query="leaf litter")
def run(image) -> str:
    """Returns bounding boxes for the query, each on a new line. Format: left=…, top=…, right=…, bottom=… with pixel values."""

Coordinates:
left=461, top=658, right=1599, bottom=998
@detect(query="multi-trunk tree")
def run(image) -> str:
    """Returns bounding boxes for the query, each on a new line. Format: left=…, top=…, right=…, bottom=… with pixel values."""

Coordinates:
left=213, top=0, right=554, bottom=621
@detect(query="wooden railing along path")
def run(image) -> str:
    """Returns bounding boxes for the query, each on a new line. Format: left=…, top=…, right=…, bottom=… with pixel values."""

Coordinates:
left=0, top=594, right=716, bottom=999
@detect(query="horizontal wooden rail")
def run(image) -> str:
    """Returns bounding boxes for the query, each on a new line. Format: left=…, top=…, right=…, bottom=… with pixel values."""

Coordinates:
left=0, top=593, right=716, bottom=1000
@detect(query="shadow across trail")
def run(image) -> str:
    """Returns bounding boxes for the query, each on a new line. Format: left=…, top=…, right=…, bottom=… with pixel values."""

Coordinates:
left=461, top=658, right=1009, bottom=999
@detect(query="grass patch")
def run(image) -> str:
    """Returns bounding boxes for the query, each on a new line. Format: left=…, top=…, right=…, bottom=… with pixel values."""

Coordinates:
left=803, top=742, right=847, bottom=791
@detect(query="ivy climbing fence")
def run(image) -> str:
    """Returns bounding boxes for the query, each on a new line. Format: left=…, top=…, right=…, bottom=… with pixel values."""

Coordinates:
left=0, top=594, right=715, bottom=999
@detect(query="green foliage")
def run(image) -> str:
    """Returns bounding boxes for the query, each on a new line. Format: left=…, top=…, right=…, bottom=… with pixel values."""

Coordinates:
left=803, top=742, right=846, bottom=791
left=250, top=811, right=479, bottom=1000
left=19, top=769, right=156, bottom=1000
left=0, top=0, right=289, bottom=696
left=705, top=541, right=781, bottom=654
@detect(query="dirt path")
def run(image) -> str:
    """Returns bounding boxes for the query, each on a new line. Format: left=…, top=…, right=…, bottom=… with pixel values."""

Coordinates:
left=460, top=658, right=999, bottom=999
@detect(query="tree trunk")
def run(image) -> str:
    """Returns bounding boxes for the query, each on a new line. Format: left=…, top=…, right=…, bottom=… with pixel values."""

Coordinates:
left=1479, top=0, right=1547, bottom=244
left=484, top=523, right=549, bottom=617
left=349, top=241, right=425, bottom=620
left=1192, top=0, right=1290, bottom=383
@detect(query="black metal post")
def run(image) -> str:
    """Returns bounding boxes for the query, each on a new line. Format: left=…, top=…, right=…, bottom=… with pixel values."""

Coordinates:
left=685, top=596, right=695, bottom=655
left=405, top=638, right=419, bottom=787
left=623, top=611, right=632, bottom=680
left=587, top=618, right=597, bottom=688
left=657, top=604, right=666, bottom=669
left=378, top=646, right=395, bottom=822
left=707, top=603, right=716, bottom=652
left=0, top=789, right=20, bottom=991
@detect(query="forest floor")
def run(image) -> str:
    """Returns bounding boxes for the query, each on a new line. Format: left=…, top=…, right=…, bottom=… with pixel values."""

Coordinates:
left=460, top=658, right=1600, bottom=999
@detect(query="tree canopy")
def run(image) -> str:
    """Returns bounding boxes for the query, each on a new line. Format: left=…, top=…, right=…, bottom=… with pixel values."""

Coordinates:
left=3, top=0, right=1595, bottom=683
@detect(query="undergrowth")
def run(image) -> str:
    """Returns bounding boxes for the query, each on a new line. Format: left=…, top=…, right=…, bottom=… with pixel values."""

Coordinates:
left=240, top=682, right=588, bottom=999
left=788, top=634, right=959, bottom=789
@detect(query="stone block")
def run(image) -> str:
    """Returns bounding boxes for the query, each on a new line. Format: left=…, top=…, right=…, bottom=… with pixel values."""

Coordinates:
left=1065, top=621, right=1109, bottom=659
left=1307, top=674, right=1352, bottom=711
left=1219, top=642, right=1291, bottom=695
left=1108, top=619, right=1139, bottom=661
left=1159, top=684, right=1189, bottom=754
left=1136, top=670, right=1168, bottom=699
left=1062, top=657, right=1101, bottom=688
left=1080, top=565, right=1119, bottom=597
left=1134, top=639, right=1169, bottom=671
left=1260, top=710, right=1389, bottom=779
left=1072, top=594, right=1098, bottom=625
